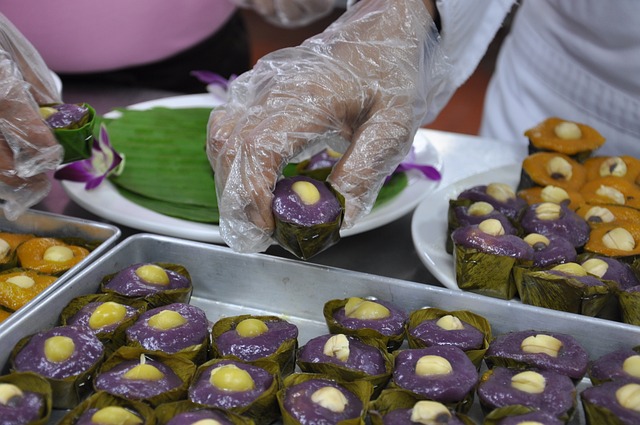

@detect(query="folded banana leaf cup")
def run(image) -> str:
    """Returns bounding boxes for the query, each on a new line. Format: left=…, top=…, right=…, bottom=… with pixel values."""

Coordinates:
left=154, top=400, right=255, bottom=425
left=617, top=286, right=640, bottom=326
left=41, top=103, right=96, bottom=164
left=58, top=391, right=157, bottom=425
left=482, top=404, right=565, bottom=425
left=0, top=371, right=53, bottom=425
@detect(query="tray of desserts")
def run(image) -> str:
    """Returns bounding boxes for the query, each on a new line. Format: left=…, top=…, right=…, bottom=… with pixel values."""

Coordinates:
left=2, top=233, right=639, bottom=424
left=0, top=209, right=120, bottom=334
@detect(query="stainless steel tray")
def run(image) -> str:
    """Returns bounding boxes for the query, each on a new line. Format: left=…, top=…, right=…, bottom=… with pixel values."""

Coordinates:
left=0, top=209, right=120, bottom=336
left=4, top=233, right=640, bottom=424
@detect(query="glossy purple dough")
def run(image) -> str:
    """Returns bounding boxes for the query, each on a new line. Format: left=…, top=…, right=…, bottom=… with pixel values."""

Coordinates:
left=485, top=330, right=589, bottom=380
left=451, top=225, right=534, bottom=260
left=586, top=256, right=640, bottom=290
left=589, top=349, right=640, bottom=384
left=126, top=303, right=208, bottom=354
left=392, top=346, right=478, bottom=403
left=188, top=360, right=274, bottom=408
left=456, top=185, right=526, bottom=220
left=382, top=405, right=466, bottom=425
left=495, top=410, right=564, bottom=425
left=452, top=205, right=517, bottom=235
left=66, top=301, right=138, bottom=335
left=332, top=299, right=408, bottom=338
left=272, top=176, right=342, bottom=226
left=477, top=367, right=575, bottom=418
left=44, top=103, right=89, bottom=129
left=582, top=380, right=640, bottom=424
left=0, top=390, right=44, bottom=425
left=519, top=203, right=590, bottom=248
left=94, top=357, right=182, bottom=399
left=304, top=149, right=341, bottom=171
left=166, top=409, right=234, bottom=425
left=75, top=407, right=143, bottom=425
left=528, top=234, right=577, bottom=268
left=103, top=264, right=191, bottom=297
left=298, top=334, right=387, bottom=376
left=409, top=318, right=484, bottom=351
left=215, top=318, right=298, bottom=361
left=13, top=325, right=104, bottom=380
left=283, top=378, right=362, bottom=425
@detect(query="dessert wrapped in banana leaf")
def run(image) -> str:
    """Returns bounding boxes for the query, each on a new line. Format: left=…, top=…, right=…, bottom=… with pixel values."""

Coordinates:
left=40, top=103, right=95, bottom=163
left=451, top=219, right=534, bottom=300
left=482, top=405, right=564, bottom=425
left=277, top=373, right=371, bottom=425
left=272, top=175, right=344, bottom=260
left=390, top=346, right=478, bottom=413
left=584, top=155, right=640, bottom=183
left=101, top=263, right=192, bottom=308
left=0, top=372, right=52, bottom=425
left=323, top=297, right=408, bottom=351
left=519, top=202, right=590, bottom=249
left=155, top=400, right=253, bottom=425
left=295, top=148, right=342, bottom=181
left=16, top=237, right=90, bottom=276
left=188, top=358, right=279, bottom=425
left=581, top=176, right=640, bottom=210
left=519, top=152, right=587, bottom=192
left=580, top=255, right=640, bottom=290
left=517, top=184, right=584, bottom=211
left=369, top=389, right=475, bottom=425
left=406, top=308, right=490, bottom=369
left=61, top=294, right=147, bottom=356
left=584, top=222, right=640, bottom=262
left=0, top=269, right=57, bottom=311
left=126, top=302, right=209, bottom=364
left=485, top=330, right=589, bottom=381
left=515, top=233, right=577, bottom=282
left=10, top=325, right=104, bottom=409
left=212, top=315, right=298, bottom=376
left=516, top=262, right=612, bottom=317
left=524, top=117, right=605, bottom=161
left=94, top=347, right=195, bottom=408
left=618, top=285, right=640, bottom=326
left=588, top=347, right=640, bottom=386
left=0, top=232, right=34, bottom=271
left=297, top=333, right=392, bottom=397
left=453, top=183, right=526, bottom=220
left=477, top=367, right=576, bottom=422
left=581, top=380, right=640, bottom=425
left=58, top=391, right=155, bottom=425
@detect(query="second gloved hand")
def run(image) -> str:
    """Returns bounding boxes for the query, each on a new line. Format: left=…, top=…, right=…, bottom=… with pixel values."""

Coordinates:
left=208, top=0, right=451, bottom=253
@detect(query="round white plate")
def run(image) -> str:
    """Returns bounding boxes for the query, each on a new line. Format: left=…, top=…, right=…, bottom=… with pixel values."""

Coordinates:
left=411, top=164, right=520, bottom=290
left=63, top=94, right=443, bottom=244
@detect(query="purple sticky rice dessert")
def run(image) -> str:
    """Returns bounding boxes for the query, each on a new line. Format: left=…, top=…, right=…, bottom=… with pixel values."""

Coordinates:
left=589, top=348, right=640, bottom=385
left=451, top=223, right=533, bottom=259
left=215, top=317, right=298, bottom=362
left=42, top=103, right=89, bottom=129
left=456, top=183, right=527, bottom=220
left=581, top=380, right=640, bottom=425
left=103, top=263, right=191, bottom=297
left=126, top=303, right=208, bottom=354
left=272, top=176, right=342, bottom=227
left=492, top=409, right=564, bottom=425
left=408, top=316, right=484, bottom=352
left=0, top=385, right=45, bottom=425
left=13, top=325, right=103, bottom=380
left=451, top=203, right=518, bottom=235
left=485, top=330, right=589, bottom=380
left=581, top=256, right=640, bottom=290
left=331, top=297, right=408, bottom=339
left=392, top=346, right=478, bottom=403
left=188, top=360, right=274, bottom=409
left=520, top=202, right=590, bottom=248
left=166, top=409, right=234, bottom=425
left=477, top=367, right=576, bottom=419
left=381, top=400, right=466, bottom=425
left=74, top=406, right=144, bottom=425
left=66, top=301, right=139, bottom=335
left=524, top=233, right=577, bottom=268
left=304, top=149, right=341, bottom=171
left=94, top=356, right=183, bottom=400
left=283, top=378, right=362, bottom=425
left=297, top=333, right=387, bottom=376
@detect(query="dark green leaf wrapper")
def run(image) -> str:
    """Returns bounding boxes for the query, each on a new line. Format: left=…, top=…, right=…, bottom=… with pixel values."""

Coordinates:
left=154, top=400, right=255, bottom=425
left=48, top=103, right=96, bottom=164
left=454, top=245, right=520, bottom=300
left=58, top=391, right=157, bottom=425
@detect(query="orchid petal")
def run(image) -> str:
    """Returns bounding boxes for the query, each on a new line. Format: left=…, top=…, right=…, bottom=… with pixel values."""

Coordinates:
left=190, top=70, right=236, bottom=88
left=395, top=162, right=442, bottom=181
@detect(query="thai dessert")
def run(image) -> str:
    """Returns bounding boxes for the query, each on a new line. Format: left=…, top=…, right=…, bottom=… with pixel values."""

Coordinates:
left=484, top=330, right=589, bottom=381
left=391, top=346, right=478, bottom=412
left=519, top=202, right=590, bottom=248
left=0, top=269, right=57, bottom=311
left=296, top=148, right=342, bottom=180
left=588, top=348, right=640, bottom=385
left=524, top=117, right=605, bottom=161
left=477, top=367, right=576, bottom=422
left=271, top=175, right=344, bottom=260
left=618, top=285, right=640, bottom=326
left=212, top=315, right=298, bottom=375
left=451, top=218, right=534, bottom=300
left=0, top=372, right=52, bottom=425
left=16, top=237, right=90, bottom=276
left=581, top=380, right=640, bottom=425
left=323, top=296, right=408, bottom=351
left=581, top=255, right=640, bottom=290
left=57, top=391, right=155, bottom=425
left=452, top=183, right=526, bottom=220
left=584, top=155, right=640, bottom=183
left=584, top=222, right=640, bottom=261
left=40, top=102, right=96, bottom=163
left=519, top=152, right=587, bottom=193
left=576, top=204, right=640, bottom=228
left=517, top=184, right=584, bottom=211
left=581, top=176, right=640, bottom=210
left=522, top=233, right=577, bottom=268
left=0, top=232, right=34, bottom=271
left=482, top=405, right=565, bottom=425
left=156, top=401, right=252, bottom=425
left=10, top=325, right=104, bottom=408
left=126, top=302, right=209, bottom=363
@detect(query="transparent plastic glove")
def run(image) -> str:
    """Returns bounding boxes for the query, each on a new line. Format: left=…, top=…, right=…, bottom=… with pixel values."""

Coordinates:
left=208, top=0, right=450, bottom=253
left=231, top=0, right=335, bottom=28
left=0, top=13, right=63, bottom=220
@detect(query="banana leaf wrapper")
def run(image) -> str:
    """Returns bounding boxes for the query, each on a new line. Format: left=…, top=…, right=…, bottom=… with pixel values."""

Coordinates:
left=9, top=333, right=104, bottom=409
left=453, top=245, right=523, bottom=300
left=406, top=307, right=491, bottom=370
left=58, top=391, right=156, bottom=425
left=191, top=358, right=280, bottom=425
left=277, top=373, right=373, bottom=425
left=211, top=314, right=298, bottom=376
left=581, top=400, right=628, bottom=425
left=100, top=263, right=192, bottom=308
left=368, top=388, right=476, bottom=425
left=0, top=371, right=52, bottom=425
left=47, top=103, right=96, bottom=164
left=483, top=404, right=562, bottom=425
left=95, top=346, right=196, bottom=407
left=154, top=400, right=255, bottom=425
left=60, top=293, right=148, bottom=357
left=446, top=198, right=473, bottom=254
left=323, top=298, right=406, bottom=352
left=618, top=288, right=640, bottom=326
left=296, top=336, right=393, bottom=399
left=517, top=269, right=613, bottom=316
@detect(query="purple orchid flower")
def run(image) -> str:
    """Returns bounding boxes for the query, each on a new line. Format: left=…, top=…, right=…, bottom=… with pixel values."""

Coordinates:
left=385, top=146, right=442, bottom=183
left=191, top=71, right=236, bottom=100
left=54, top=124, right=124, bottom=190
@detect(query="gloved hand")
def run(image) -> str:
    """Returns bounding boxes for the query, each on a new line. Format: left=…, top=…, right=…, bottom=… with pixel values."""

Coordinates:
left=0, top=13, right=63, bottom=220
left=231, top=0, right=335, bottom=28
left=208, top=0, right=450, bottom=253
